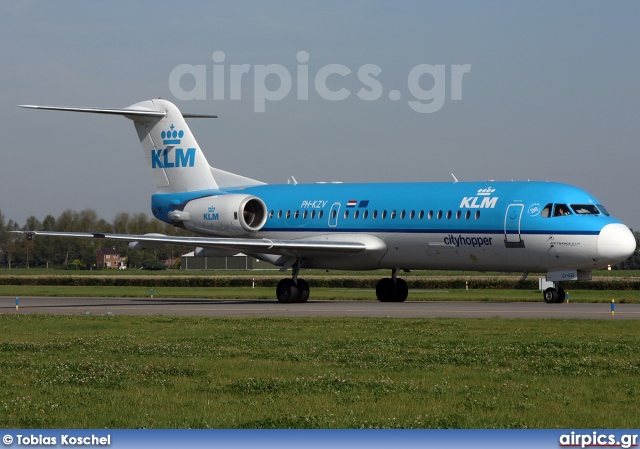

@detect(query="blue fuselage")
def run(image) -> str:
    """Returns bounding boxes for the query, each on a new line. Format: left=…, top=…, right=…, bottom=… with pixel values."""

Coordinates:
left=151, top=181, right=631, bottom=272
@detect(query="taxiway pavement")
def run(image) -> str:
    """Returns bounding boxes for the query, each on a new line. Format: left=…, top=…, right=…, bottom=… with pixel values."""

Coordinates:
left=2, top=296, right=637, bottom=319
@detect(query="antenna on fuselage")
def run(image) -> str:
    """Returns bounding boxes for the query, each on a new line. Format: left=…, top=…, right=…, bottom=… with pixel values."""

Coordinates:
left=451, top=173, right=459, bottom=183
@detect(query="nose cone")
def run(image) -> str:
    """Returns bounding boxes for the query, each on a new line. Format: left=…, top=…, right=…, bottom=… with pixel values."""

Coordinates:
left=598, top=223, right=637, bottom=263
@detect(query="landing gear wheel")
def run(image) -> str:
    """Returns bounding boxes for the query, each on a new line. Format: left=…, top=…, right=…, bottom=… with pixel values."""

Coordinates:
left=556, top=287, right=566, bottom=304
left=376, top=278, right=408, bottom=302
left=543, top=287, right=559, bottom=304
left=376, top=278, right=395, bottom=302
left=395, top=278, right=408, bottom=302
left=296, top=279, right=310, bottom=303
left=276, top=279, right=299, bottom=303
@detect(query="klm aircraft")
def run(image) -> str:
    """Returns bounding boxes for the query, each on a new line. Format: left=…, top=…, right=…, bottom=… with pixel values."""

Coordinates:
left=17, top=100, right=636, bottom=303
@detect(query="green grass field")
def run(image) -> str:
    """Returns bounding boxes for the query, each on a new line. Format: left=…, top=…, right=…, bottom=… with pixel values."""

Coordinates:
left=1, top=315, right=639, bottom=429
left=1, top=269, right=638, bottom=429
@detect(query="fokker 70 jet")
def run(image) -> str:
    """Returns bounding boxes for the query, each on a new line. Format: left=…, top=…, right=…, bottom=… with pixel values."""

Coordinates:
left=16, top=99, right=636, bottom=303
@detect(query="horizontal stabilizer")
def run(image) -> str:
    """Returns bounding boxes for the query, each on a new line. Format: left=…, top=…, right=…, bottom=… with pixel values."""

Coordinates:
left=182, top=112, right=219, bottom=118
left=17, top=104, right=166, bottom=118
left=17, top=105, right=217, bottom=119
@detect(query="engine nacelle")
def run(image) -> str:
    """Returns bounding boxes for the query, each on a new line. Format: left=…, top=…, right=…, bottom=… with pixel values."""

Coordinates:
left=179, top=194, right=268, bottom=236
left=128, top=233, right=167, bottom=251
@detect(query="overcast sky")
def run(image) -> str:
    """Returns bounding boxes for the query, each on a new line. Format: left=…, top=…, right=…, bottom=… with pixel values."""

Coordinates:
left=1, top=1, right=639, bottom=229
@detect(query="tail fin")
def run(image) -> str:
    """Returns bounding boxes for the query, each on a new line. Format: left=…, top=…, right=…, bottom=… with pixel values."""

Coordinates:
left=18, top=99, right=264, bottom=193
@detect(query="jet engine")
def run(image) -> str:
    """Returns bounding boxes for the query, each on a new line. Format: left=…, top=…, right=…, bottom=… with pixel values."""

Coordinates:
left=169, top=194, right=268, bottom=237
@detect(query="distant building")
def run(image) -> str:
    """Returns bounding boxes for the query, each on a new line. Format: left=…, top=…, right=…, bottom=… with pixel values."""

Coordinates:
left=180, top=252, right=277, bottom=270
left=96, top=247, right=125, bottom=269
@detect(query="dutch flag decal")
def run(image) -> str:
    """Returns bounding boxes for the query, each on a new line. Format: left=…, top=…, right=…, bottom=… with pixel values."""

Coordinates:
left=347, top=200, right=357, bottom=207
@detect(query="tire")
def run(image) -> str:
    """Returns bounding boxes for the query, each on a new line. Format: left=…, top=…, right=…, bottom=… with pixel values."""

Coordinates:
left=556, top=287, right=566, bottom=303
left=543, top=287, right=559, bottom=304
left=376, top=278, right=396, bottom=302
left=376, top=278, right=408, bottom=302
left=276, top=278, right=299, bottom=303
left=296, top=279, right=310, bottom=303
left=395, top=278, right=408, bottom=302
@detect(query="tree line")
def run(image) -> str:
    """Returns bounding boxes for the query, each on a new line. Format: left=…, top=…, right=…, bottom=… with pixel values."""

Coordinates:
left=0, top=208, right=638, bottom=270
left=0, top=209, right=192, bottom=269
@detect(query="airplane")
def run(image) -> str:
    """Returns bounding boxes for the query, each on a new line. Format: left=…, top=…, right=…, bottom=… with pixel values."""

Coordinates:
left=15, top=99, right=636, bottom=304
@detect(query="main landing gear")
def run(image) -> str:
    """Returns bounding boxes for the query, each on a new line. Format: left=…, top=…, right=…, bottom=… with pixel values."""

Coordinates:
left=543, top=284, right=566, bottom=304
left=276, top=263, right=409, bottom=303
left=276, top=259, right=309, bottom=303
left=375, top=269, right=408, bottom=302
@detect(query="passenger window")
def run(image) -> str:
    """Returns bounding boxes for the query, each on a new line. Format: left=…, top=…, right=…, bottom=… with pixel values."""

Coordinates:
left=318, top=210, right=324, bottom=219
left=294, top=210, right=299, bottom=219
left=400, top=211, right=406, bottom=219
left=456, top=210, right=461, bottom=219
left=437, top=211, right=442, bottom=219
left=475, top=211, right=480, bottom=219
left=286, top=210, right=291, bottom=219
left=303, top=210, right=308, bottom=219
left=354, top=210, right=359, bottom=219
left=311, top=210, right=315, bottom=219
left=382, top=210, right=387, bottom=219
left=372, top=210, right=378, bottom=219
left=278, top=210, right=282, bottom=219
left=344, top=210, right=349, bottom=219
left=419, top=210, right=424, bottom=219
left=363, top=210, right=368, bottom=219
left=465, top=210, right=470, bottom=219
left=391, top=210, right=397, bottom=219
left=541, top=203, right=552, bottom=218
left=269, top=210, right=274, bottom=219
left=428, top=210, right=433, bottom=220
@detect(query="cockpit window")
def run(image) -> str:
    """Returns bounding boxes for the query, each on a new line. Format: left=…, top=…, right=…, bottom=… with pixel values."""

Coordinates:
left=541, top=203, right=552, bottom=218
left=597, top=204, right=610, bottom=216
left=553, top=204, right=571, bottom=217
left=570, top=204, right=600, bottom=215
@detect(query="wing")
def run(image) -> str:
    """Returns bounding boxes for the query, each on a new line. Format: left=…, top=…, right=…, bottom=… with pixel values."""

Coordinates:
left=12, top=230, right=385, bottom=259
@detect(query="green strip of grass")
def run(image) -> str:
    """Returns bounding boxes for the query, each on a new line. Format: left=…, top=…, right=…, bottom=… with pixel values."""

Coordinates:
left=0, top=315, right=638, bottom=428
left=1, top=285, right=639, bottom=302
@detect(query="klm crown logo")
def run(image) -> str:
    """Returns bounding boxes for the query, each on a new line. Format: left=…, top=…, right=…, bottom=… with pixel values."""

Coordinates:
left=152, top=124, right=196, bottom=169
left=204, top=206, right=219, bottom=221
left=161, top=124, right=184, bottom=145
left=477, top=187, right=496, bottom=196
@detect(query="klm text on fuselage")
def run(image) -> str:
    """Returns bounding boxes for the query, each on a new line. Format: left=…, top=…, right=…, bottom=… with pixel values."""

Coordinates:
left=152, top=148, right=196, bottom=168
left=459, top=196, right=498, bottom=209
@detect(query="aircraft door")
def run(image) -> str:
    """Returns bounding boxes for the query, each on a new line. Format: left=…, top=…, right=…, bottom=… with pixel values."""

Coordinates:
left=328, top=202, right=341, bottom=227
left=504, top=204, right=525, bottom=248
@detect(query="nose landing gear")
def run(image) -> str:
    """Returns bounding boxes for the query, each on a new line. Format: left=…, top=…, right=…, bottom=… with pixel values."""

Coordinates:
left=276, top=259, right=310, bottom=303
